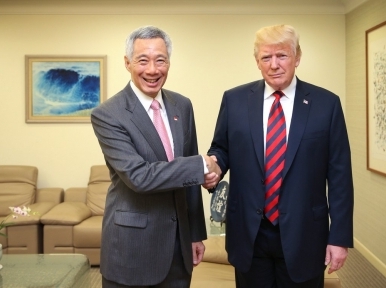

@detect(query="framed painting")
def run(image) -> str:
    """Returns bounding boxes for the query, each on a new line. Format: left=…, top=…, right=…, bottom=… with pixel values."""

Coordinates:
left=366, top=21, right=386, bottom=176
left=25, top=55, right=107, bottom=123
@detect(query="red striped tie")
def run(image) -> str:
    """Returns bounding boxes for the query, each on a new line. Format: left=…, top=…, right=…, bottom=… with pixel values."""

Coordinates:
left=264, top=91, right=286, bottom=225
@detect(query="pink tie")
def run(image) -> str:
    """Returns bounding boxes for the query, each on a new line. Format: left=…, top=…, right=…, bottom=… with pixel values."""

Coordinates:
left=150, top=99, right=174, bottom=161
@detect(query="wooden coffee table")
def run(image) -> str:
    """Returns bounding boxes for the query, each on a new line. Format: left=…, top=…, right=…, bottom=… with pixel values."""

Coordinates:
left=0, top=254, right=90, bottom=288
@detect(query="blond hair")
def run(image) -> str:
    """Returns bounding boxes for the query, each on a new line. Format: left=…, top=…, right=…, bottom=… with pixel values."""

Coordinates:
left=254, top=24, right=302, bottom=58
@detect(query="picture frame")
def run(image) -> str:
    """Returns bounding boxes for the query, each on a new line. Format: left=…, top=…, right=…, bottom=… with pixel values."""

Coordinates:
left=366, top=21, right=386, bottom=176
left=25, top=55, right=107, bottom=123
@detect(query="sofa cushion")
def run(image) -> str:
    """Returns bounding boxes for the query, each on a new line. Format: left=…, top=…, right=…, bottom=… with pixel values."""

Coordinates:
left=35, top=188, right=64, bottom=204
left=41, top=202, right=92, bottom=225
left=86, top=165, right=110, bottom=216
left=64, top=188, right=87, bottom=203
left=0, top=183, right=36, bottom=216
left=73, top=216, right=103, bottom=248
left=7, top=202, right=57, bottom=225
left=0, top=165, right=37, bottom=184
left=0, top=165, right=38, bottom=216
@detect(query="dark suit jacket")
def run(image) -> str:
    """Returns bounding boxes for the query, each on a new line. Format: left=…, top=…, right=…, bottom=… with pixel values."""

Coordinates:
left=91, top=83, right=207, bottom=286
left=208, top=78, right=354, bottom=282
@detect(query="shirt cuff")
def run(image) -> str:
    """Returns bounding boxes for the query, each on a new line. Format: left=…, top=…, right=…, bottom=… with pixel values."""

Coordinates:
left=202, top=156, right=209, bottom=174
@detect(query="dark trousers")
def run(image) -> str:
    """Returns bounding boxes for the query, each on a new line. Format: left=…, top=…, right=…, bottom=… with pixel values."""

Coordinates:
left=102, top=233, right=191, bottom=288
left=235, top=218, right=324, bottom=288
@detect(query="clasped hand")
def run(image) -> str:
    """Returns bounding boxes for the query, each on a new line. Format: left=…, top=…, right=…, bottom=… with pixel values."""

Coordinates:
left=203, top=155, right=221, bottom=189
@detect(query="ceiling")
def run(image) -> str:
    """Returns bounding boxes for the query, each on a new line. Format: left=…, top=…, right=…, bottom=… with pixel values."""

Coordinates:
left=0, top=0, right=369, bottom=14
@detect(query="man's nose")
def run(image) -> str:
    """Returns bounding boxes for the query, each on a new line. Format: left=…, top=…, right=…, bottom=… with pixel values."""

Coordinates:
left=146, top=61, right=158, bottom=73
left=270, top=56, right=279, bottom=69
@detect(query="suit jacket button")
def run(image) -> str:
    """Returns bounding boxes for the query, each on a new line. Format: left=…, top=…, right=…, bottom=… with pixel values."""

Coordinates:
left=171, top=216, right=177, bottom=222
left=257, top=209, right=263, bottom=215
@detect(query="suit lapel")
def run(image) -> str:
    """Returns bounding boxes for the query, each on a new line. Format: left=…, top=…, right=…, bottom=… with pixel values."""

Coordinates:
left=248, top=81, right=266, bottom=174
left=283, top=79, right=311, bottom=179
left=124, top=84, right=169, bottom=161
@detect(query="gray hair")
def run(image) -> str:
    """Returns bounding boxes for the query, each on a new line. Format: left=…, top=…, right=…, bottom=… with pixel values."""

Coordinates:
left=125, top=26, right=173, bottom=60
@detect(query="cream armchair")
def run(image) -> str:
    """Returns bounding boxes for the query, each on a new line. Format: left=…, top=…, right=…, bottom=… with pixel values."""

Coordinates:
left=0, top=165, right=63, bottom=254
left=41, top=165, right=110, bottom=265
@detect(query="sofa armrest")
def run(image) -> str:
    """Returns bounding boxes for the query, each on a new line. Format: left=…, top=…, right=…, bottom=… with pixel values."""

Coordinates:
left=203, top=236, right=229, bottom=264
left=36, top=188, right=64, bottom=204
left=64, top=188, right=87, bottom=203
left=40, top=202, right=92, bottom=225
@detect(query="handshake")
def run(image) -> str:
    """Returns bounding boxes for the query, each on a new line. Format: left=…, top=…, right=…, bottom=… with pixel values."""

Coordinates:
left=203, top=155, right=222, bottom=190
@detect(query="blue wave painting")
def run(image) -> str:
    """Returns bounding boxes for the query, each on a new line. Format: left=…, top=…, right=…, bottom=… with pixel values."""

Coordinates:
left=32, top=61, right=101, bottom=116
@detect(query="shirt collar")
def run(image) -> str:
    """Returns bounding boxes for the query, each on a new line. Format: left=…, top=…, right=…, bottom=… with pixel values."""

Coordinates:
left=130, top=81, right=164, bottom=111
left=263, top=75, right=297, bottom=101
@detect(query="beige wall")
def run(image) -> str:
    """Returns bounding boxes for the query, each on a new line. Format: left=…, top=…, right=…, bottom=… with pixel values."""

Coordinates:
left=0, top=3, right=346, bottom=238
left=346, top=0, right=386, bottom=276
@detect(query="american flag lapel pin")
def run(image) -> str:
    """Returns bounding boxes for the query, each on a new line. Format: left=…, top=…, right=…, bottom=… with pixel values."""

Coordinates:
left=303, top=99, right=308, bottom=104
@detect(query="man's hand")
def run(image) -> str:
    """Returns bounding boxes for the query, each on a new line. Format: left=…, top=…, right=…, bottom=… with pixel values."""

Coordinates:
left=203, top=155, right=221, bottom=189
left=203, top=172, right=219, bottom=189
left=192, top=241, right=205, bottom=266
left=325, top=245, right=348, bottom=274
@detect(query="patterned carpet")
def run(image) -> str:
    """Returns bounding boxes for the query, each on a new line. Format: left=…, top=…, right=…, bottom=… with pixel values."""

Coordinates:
left=80, top=248, right=386, bottom=287
left=335, top=248, right=386, bottom=288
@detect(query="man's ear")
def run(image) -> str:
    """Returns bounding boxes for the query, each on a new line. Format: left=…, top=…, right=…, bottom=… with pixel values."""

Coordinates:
left=295, top=56, right=301, bottom=68
left=124, top=56, right=131, bottom=72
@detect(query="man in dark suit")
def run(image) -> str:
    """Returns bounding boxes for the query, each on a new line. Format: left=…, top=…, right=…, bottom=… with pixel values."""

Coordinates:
left=206, top=24, right=354, bottom=287
left=91, top=26, right=220, bottom=288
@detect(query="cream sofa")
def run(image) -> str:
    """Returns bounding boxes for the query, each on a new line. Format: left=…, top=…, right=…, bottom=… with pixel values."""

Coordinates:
left=41, top=165, right=109, bottom=265
left=0, top=165, right=63, bottom=254
left=191, top=236, right=341, bottom=288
